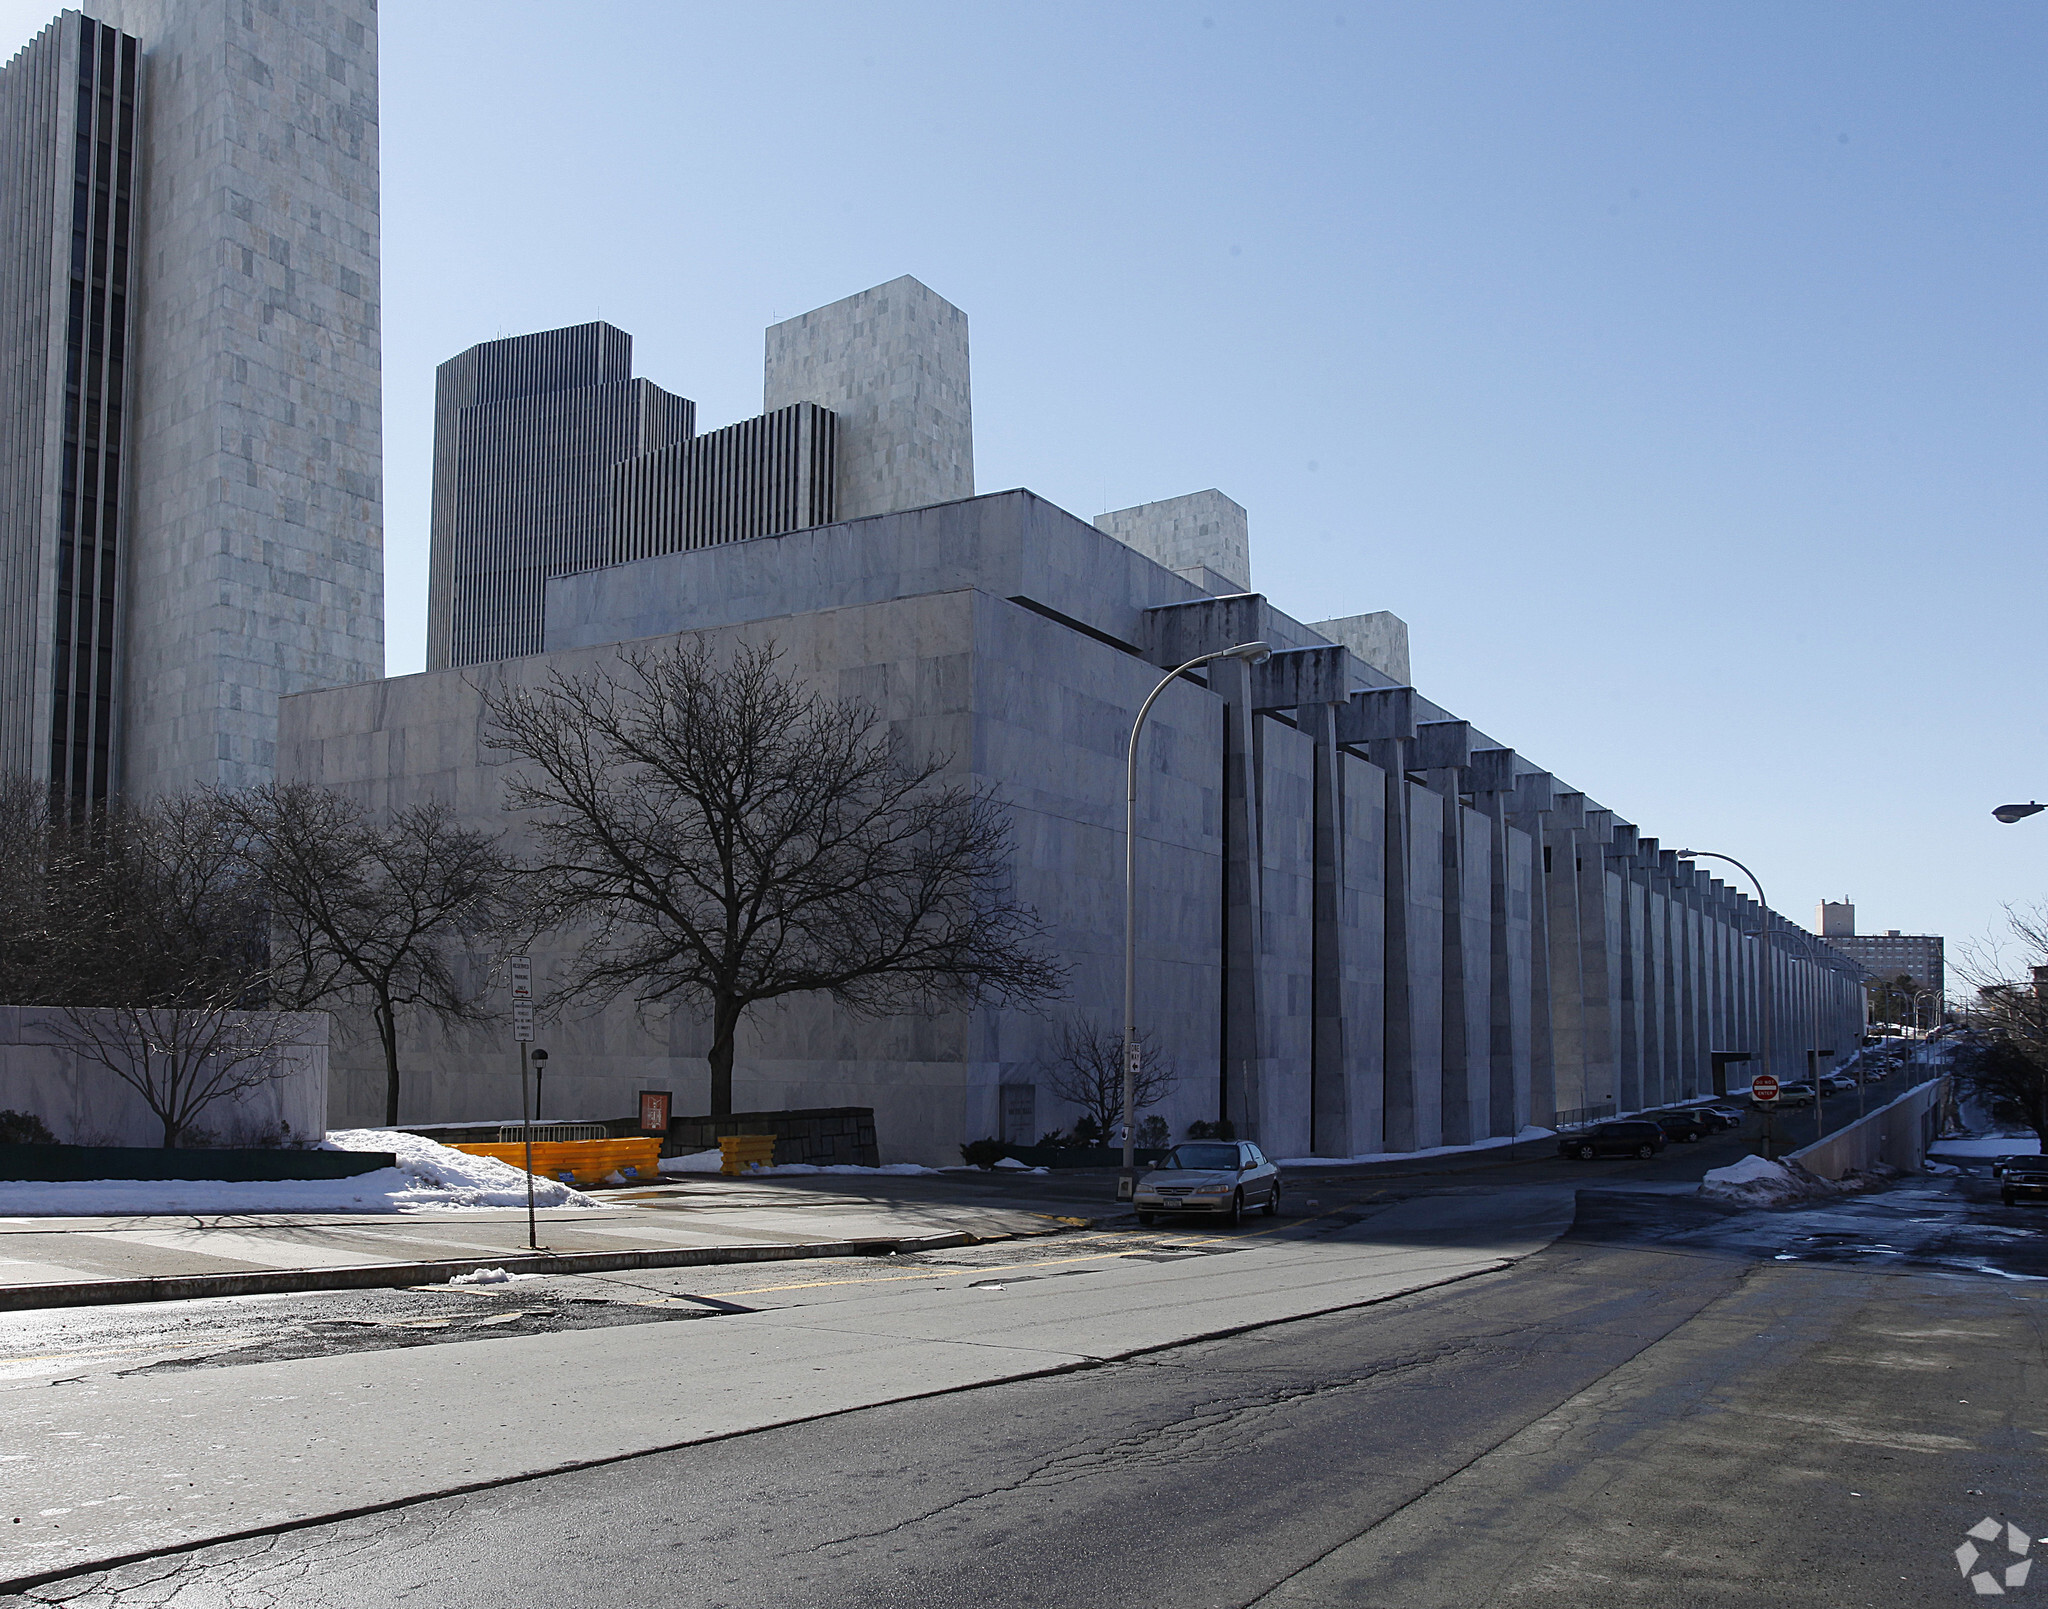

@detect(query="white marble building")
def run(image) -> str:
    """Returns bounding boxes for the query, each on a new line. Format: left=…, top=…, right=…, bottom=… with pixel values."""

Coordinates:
left=0, top=0, right=383, bottom=803
left=282, top=277, right=1865, bottom=1160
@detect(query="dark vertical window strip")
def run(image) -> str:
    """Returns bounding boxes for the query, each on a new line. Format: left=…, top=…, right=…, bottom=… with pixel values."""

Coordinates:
left=48, top=13, right=131, bottom=805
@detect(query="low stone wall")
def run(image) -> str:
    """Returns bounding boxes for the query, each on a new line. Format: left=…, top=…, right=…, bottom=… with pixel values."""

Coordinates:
left=667, top=1107, right=879, bottom=1168
left=1788, top=1077, right=1948, bottom=1181
left=0, top=1005, right=329, bottom=1149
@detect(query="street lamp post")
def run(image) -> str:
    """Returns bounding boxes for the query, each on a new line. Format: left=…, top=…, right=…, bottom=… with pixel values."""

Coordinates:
left=1677, top=850, right=1790, bottom=1156
left=1121, top=640, right=1272, bottom=1195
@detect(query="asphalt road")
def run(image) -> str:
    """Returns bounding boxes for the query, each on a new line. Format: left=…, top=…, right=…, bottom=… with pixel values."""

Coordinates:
left=5, top=1160, right=2040, bottom=1608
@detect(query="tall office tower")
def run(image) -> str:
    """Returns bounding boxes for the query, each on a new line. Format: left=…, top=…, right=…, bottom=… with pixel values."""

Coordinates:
left=0, top=1, right=384, bottom=804
left=425, top=323, right=694, bottom=670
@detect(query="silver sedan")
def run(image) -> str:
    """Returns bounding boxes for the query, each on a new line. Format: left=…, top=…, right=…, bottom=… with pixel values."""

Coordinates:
left=1134, top=1141, right=1281, bottom=1226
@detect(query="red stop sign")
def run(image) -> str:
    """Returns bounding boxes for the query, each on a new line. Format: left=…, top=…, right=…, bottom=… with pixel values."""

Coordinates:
left=1751, top=1073, right=1780, bottom=1103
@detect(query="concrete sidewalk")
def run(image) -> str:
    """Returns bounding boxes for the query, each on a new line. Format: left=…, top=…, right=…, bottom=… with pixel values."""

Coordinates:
left=0, top=1176, right=1091, bottom=1310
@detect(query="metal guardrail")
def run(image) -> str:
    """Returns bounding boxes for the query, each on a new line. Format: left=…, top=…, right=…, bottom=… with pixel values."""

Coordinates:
left=496, top=1123, right=608, bottom=1143
left=1551, top=1104, right=1616, bottom=1132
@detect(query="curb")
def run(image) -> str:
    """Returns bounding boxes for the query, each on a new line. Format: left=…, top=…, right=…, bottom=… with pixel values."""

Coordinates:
left=0, top=1221, right=1083, bottom=1314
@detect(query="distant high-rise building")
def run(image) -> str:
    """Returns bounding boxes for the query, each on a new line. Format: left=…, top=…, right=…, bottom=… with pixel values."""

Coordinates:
left=427, top=278, right=973, bottom=669
left=0, top=1, right=384, bottom=804
left=425, top=323, right=693, bottom=670
left=1819, top=903, right=1945, bottom=1009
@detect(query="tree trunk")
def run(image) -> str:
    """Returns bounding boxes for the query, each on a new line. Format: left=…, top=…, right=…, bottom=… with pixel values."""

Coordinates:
left=162, top=1112, right=178, bottom=1149
left=378, top=997, right=402, bottom=1127
left=708, top=997, right=742, bottom=1117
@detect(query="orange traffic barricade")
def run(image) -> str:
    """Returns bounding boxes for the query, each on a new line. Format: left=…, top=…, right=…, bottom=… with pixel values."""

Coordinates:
left=719, top=1134, right=778, bottom=1175
left=447, top=1136, right=664, bottom=1188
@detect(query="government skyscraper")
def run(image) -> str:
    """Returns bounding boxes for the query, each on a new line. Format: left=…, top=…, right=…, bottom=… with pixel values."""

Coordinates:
left=427, top=276, right=965, bottom=670
left=0, top=0, right=382, bottom=806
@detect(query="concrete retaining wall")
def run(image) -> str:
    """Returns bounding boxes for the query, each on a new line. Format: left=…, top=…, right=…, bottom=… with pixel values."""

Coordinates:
left=1788, top=1077, right=1948, bottom=1181
left=0, top=1006, right=330, bottom=1148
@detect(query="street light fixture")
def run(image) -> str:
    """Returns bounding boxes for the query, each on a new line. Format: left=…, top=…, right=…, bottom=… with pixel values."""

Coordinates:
left=1122, top=641, right=1273, bottom=1192
left=1676, top=849, right=1792, bottom=1154
left=1994, top=802, right=2045, bottom=825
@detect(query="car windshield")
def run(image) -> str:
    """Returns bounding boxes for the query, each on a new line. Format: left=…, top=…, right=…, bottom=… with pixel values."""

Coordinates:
left=1164, top=1144, right=1240, bottom=1171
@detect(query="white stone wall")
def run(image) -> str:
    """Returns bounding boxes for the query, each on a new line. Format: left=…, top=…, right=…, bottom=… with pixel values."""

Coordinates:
left=1311, top=610, right=1411, bottom=686
left=282, top=588, right=1239, bottom=1159
left=764, top=276, right=972, bottom=522
left=87, top=0, right=383, bottom=796
left=1094, top=490, right=1251, bottom=597
left=0, top=1005, right=328, bottom=1147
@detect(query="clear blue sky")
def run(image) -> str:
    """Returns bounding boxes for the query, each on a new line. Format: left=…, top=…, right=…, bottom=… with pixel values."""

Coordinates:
left=4, top=2, right=2043, bottom=971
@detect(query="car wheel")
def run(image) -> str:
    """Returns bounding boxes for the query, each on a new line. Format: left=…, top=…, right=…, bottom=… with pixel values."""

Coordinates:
left=1686, top=1131, right=1703, bottom=1143
left=1137, top=1212, right=1155, bottom=1225
left=1577, top=1144, right=1596, bottom=1160
left=2004, top=1194, right=2016, bottom=1207
left=1636, top=1143, right=1655, bottom=1159
left=1263, top=1182, right=1280, bottom=1217
left=1227, top=1189, right=1243, bottom=1226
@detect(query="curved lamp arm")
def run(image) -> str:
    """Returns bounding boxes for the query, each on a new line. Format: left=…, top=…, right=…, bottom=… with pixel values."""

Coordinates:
left=1123, top=641, right=1272, bottom=1175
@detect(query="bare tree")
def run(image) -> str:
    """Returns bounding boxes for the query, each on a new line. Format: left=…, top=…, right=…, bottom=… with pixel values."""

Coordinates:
left=224, top=785, right=519, bottom=1127
left=482, top=639, right=1064, bottom=1115
left=0, top=774, right=64, bottom=1003
left=1044, top=1020, right=1177, bottom=1142
left=1955, top=903, right=2048, bottom=1147
left=47, top=1000, right=303, bottom=1149
left=0, top=782, right=266, bottom=1008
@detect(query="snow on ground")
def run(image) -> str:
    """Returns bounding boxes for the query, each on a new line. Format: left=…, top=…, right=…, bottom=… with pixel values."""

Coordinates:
left=1929, top=1136, right=2042, bottom=1159
left=0, top=1130, right=605, bottom=1217
left=659, top=1149, right=724, bottom=1175
left=1276, top=1126, right=1556, bottom=1169
left=325, top=1129, right=602, bottom=1209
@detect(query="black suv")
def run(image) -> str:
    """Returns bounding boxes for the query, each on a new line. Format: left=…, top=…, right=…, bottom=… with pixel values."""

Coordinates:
left=1558, top=1121, right=1667, bottom=1160
left=1652, top=1110, right=1712, bottom=1144
left=2003, top=1163, right=2048, bottom=1207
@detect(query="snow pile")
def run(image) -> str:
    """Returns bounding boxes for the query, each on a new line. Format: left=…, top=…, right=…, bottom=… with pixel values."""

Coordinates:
left=659, top=1150, right=724, bottom=1175
left=1698, top=1153, right=1897, bottom=1207
left=1278, top=1126, right=1556, bottom=1169
left=324, top=1129, right=602, bottom=1210
left=448, top=1266, right=536, bottom=1286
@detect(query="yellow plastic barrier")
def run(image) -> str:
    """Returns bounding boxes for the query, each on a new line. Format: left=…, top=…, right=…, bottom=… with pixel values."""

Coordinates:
left=448, top=1136, right=665, bottom=1188
left=719, top=1134, right=778, bottom=1175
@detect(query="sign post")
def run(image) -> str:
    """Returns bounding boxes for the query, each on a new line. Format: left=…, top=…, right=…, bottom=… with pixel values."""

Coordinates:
left=508, top=958, right=538, bottom=1251
left=1751, top=1072, right=1779, bottom=1161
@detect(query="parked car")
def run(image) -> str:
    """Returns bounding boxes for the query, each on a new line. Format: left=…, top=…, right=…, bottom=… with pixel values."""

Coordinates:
left=2001, top=1162, right=2048, bottom=1207
left=1558, top=1121, right=1667, bottom=1161
left=1820, top=1074, right=1857, bottom=1095
left=1652, top=1111, right=1712, bottom=1144
left=1133, top=1142, right=1280, bottom=1225
left=1767, top=1083, right=1816, bottom=1110
left=1681, top=1104, right=1744, bottom=1131
left=1991, top=1153, right=2044, bottom=1179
